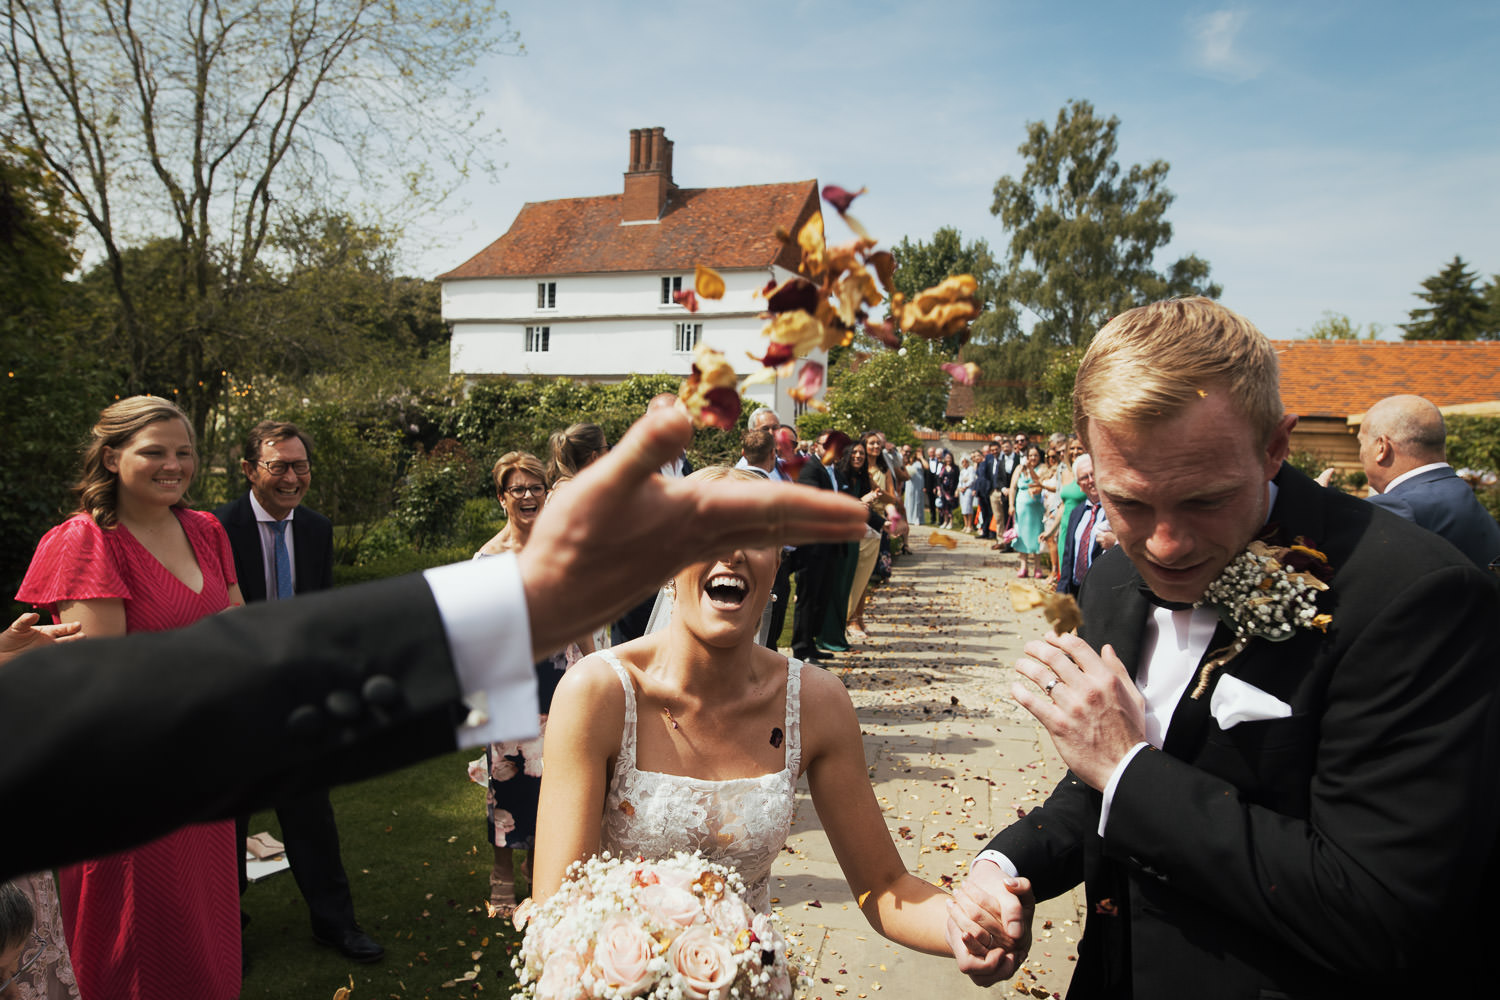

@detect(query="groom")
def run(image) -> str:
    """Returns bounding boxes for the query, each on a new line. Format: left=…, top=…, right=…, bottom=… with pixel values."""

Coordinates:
left=948, top=298, right=1500, bottom=997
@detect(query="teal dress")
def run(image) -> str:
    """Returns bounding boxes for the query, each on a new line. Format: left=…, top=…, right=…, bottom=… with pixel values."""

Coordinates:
left=1013, top=472, right=1045, bottom=554
left=1058, top=478, right=1086, bottom=541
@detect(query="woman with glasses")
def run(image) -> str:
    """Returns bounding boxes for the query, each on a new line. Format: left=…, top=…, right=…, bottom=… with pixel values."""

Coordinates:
left=471, top=452, right=581, bottom=918
left=15, top=396, right=243, bottom=999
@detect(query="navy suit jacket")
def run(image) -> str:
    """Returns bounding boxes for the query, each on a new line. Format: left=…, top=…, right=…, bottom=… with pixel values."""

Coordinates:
left=1366, top=465, right=1500, bottom=570
left=1055, top=500, right=1103, bottom=596
left=215, top=493, right=334, bottom=601
left=987, top=464, right=1500, bottom=998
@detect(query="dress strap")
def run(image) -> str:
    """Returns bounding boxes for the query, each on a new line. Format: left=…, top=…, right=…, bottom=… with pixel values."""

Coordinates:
left=783, top=658, right=804, bottom=777
left=596, top=649, right=637, bottom=771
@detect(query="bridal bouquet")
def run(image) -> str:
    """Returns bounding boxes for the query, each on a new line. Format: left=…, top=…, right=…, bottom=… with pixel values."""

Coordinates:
left=511, top=852, right=792, bottom=1000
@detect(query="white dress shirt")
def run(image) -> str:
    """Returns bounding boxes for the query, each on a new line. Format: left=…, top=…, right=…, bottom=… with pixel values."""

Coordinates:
left=422, top=555, right=540, bottom=746
left=248, top=492, right=297, bottom=598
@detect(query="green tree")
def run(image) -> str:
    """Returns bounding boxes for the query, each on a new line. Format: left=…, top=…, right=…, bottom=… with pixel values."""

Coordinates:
left=0, top=139, right=104, bottom=594
left=798, top=339, right=951, bottom=442
left=1400, top=257, right=1492, bottom=340
left=1483, top=276, right=1500, bottom=339
left=1, top=0, right=519, bottom=437
left=1302, top=312, right=1381, bottom=340
left=990, top=99, right=1221, bottom=348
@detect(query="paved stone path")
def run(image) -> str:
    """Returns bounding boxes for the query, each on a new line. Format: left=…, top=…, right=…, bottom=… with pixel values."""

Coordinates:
left=772, top=527, right=1084, bottom=1000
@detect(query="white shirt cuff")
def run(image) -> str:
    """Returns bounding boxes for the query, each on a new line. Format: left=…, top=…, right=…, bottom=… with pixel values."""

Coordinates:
left=422, top=555, right=539, bottom=747
left=1097, top=741, right=1152, bottom=837
left=970, top=849, right=1018, bottom=879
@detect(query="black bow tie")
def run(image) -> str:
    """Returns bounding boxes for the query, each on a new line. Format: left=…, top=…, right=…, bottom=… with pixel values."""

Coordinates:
left=1141, top=588, right=1197, bottom=612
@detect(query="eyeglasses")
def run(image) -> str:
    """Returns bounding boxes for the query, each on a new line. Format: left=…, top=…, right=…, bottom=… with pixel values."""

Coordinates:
left=505, top=485, right=547, bottom=498
left=0, top=932, right=43, bottom=993
left=257, top=460, right=310, bottom=476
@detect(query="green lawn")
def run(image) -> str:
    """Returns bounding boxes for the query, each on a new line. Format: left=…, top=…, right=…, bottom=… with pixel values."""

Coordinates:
left=239, top=749, right=526, bottom=998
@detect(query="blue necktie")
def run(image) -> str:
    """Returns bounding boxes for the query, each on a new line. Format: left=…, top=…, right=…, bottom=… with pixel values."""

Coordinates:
left=271, top=520, right=293, bottom=600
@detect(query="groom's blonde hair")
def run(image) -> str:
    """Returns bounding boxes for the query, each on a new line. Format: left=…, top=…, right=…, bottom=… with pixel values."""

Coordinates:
left=1073, top=297, right=1284, bottom=448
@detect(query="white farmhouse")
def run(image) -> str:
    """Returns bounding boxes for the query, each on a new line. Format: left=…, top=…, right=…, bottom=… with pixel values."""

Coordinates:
left=439, top=127, right=828, bottom=422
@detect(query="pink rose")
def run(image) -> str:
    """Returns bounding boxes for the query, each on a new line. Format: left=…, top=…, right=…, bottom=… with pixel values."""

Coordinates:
left=490, top=757, right=519, bottom=782
left=535, top=947, right=585, bottom=1000
left=593, top=916, right=657, bottom=996
left=707, top=895, right=752, bottom=939
left=640, top=882, right=703, bottom=928
left=667, top=925, right=737, bottom=999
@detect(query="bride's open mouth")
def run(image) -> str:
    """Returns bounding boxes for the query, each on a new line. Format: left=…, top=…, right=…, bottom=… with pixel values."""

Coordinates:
left=703, top=572, right=749, bottom=611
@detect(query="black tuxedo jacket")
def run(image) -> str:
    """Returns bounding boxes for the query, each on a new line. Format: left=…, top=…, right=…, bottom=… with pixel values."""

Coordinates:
left=0, top=574, right=469, bottom=881
left=216, top=493, right=334, bottom=601
left=987, top=464, right=1500, bottom=998
left=1366, top=465, right=1500, bottom=570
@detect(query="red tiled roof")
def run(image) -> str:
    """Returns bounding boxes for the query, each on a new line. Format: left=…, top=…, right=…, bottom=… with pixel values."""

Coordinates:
left=438, top=181, right=820, bottom=279
left=1273, top=340, right=1500, bottom=419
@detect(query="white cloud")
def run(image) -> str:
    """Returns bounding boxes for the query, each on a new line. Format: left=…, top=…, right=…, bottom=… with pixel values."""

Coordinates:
left=1187, top=9, right=1262, bottom=82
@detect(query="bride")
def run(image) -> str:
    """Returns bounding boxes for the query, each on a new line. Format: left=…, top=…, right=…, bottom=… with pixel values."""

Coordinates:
left=532, top=467, right=953, bottom=953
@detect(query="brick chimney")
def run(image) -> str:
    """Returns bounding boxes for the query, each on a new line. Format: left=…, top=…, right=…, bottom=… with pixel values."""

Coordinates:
left=622, top=126, right=675, bottom=223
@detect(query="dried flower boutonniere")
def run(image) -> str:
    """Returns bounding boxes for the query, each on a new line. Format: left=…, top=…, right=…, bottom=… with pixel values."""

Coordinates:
left=1190, top=536, right=1334, bottom=699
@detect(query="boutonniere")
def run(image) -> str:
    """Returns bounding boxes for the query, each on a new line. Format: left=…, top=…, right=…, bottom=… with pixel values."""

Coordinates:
left=1190, top=535, right=1334, bottom=699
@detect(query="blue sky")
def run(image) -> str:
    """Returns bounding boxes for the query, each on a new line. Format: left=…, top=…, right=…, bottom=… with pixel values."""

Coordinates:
left=414, top=0, right=1499, bottom=341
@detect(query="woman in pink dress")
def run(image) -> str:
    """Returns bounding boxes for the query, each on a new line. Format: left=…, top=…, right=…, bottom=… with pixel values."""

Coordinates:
left=16, top=396, right=244, bottom=1000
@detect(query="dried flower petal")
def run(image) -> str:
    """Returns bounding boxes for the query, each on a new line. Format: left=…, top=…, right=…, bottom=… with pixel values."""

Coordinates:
left=797, top=214, right=826, bottom=276
left=695, top=265, right=726, bottom=300
left=941, top=362, right=980, bottom=385
left=673, top=289, right=700, bottom=312
left=748, top=340, right=797, bottom=369
left=699, top=386, right=742, bottom=429
left=821, top=184, right=866, bottom=214
left=864, top=319, right=901, bottom=349
left=788, top=361, right=825, bottom=402
left=861, top=252, right=894, bottom=296
left=765, top=310, right=825, bottom=355
left=765, top=276, right=821, bottom=316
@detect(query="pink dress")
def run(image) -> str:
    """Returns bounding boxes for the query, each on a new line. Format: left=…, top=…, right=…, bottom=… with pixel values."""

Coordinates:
left=16, top=509, right=242, bottom=1000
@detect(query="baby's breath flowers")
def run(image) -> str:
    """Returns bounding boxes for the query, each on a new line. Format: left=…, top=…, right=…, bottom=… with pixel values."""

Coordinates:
left=511, top=851, right=795, bottom=1000
left=1191, top=538, right=1334, bottom=699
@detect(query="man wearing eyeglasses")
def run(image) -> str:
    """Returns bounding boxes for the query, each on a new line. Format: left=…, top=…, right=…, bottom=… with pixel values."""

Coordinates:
left=216, top=421, right=383, bottom=966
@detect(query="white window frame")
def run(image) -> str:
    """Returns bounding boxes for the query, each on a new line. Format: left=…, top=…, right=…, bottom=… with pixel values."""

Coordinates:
left=525, top=325, right=550, bottom=352
left=537, top=281, right=557, bottom=310
left=661, top=275, right=683, bottom=305
left=673, top=322, right=702, bottom=353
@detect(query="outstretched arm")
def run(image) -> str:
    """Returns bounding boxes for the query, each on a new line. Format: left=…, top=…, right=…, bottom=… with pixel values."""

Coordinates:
left=531, top=656, right=627, bottom=900
left=800, top=666, right=955, bottom=956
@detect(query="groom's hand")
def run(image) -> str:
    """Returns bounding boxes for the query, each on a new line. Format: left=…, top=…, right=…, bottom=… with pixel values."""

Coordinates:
left=1013, top=631, right=1146, bottom=790
left=946, top=864, right=1034, bottom=986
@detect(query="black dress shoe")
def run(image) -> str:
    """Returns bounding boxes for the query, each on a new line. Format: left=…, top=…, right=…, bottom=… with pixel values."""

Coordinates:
left=313, top=926, right=385, bottom=963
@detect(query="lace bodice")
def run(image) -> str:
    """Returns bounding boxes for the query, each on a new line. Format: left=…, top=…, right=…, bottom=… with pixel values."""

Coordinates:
left=598, top=650, right=802, bottom=913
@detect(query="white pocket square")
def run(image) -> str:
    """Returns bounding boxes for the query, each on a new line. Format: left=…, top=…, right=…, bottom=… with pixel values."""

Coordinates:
left=1210, top=674, right=1292, bottom=730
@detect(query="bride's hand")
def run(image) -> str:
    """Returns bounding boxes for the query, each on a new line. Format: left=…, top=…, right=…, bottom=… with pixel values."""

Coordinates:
left=946, top=865, right=1034, bottom=986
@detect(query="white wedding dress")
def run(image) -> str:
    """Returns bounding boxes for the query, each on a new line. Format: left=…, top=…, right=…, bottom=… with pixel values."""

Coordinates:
left=597, top=649, right=802, bottom=914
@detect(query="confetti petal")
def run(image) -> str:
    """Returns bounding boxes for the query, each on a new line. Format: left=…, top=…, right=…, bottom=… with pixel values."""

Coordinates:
left=789, top=361, right=825, bottom=402
left=695, top=264, right=726, bottom=300
left=699, top=385, right=742, bottom=429
left=766, top=276, right=821, bottom=316
left=672, top=289, right=700, bottom=312
left=940, top=362, right=980, bottom=385
left=821, top=184, right=867, bottom=214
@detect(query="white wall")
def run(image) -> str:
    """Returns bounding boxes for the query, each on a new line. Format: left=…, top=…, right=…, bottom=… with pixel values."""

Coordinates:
left=444, top=265, right=825, bottom=423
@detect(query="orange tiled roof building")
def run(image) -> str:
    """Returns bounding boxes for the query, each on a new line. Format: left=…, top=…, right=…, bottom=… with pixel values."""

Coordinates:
left=1272, top=339, right=1500, bottom=472
left=438, top=127, right=825, bottom=420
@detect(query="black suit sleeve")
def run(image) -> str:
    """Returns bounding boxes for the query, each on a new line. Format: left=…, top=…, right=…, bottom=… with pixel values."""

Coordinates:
left=0, top=573, right=470, bottom=881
